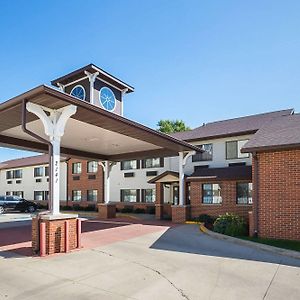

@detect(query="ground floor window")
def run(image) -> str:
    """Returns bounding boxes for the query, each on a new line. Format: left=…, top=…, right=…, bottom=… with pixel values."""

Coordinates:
left=6, top=191, right=24, bottom=198
left=87, top=189, right=97, bottom=202
left=72, top=190, right=82, bottom=201
left=236, top=182, right=253, bottom=204
left=142, top=189, right=155, bottom=203
left=34, top=191, right=44, bottom=201
left=121, top=189, right=139, bottom=202
left=202, top=183, right=222, bottom=204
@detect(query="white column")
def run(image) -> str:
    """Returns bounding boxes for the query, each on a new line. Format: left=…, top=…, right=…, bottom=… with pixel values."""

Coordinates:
left=178, top=152, right=185, bottom=206
left=26, top=102, right=77, bottom=215
left=85, top=71, right=99, bottom=105
left=104, top=161, right=110, bottom=204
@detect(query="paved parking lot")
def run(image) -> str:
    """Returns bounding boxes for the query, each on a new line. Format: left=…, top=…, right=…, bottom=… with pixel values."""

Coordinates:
left=0, top=216, right=300, bottom=300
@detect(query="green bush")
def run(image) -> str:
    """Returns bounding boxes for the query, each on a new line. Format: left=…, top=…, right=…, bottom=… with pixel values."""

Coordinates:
left=85, top=205, right=96, bottom=211
left=60, top=205, right=72, bottom=211
left=146, top=206, right=155, bottom=215
left=213, top=213, right=247, bottom=236
left=198, top=214, right=216, bottom=228
left=121, top=206, right=134, bottom=213
left=134, top=208, right=146, bottom=214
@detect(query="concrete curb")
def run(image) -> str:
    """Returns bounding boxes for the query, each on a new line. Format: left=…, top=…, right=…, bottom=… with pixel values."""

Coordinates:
left=202, top=227, right=300, bottom=260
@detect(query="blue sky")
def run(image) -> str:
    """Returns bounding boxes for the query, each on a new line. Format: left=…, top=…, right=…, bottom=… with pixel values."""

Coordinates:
left=1, top=0, right=300, bottom=161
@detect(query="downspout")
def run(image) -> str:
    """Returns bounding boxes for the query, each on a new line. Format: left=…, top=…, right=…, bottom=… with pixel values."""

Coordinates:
left=21, top=99, right=53, bottom=212
left=253, top=151, right=259, bottom=237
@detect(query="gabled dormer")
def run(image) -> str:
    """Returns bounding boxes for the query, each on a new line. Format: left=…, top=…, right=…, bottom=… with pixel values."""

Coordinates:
left=51, top=64, right=134, bottom=116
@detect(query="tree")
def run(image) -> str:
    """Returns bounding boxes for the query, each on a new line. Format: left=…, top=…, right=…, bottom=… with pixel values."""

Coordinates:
left=157, top=119, right=191, bottom=134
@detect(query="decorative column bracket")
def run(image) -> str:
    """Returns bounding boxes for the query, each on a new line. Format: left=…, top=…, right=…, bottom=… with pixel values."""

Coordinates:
left=26, top=102, right=77, bottom=215
left=85, top=71, right=99, bottom=105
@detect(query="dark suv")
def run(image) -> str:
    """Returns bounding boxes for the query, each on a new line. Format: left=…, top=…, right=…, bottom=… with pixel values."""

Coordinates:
left=0, top=196, right=37, bottom=214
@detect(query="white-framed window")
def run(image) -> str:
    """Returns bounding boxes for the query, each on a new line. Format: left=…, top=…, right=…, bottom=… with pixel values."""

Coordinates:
left=6, top=169, right=22, bottom=179
left=121, top=189, right=138, bottom=202
left=70, top=85, right=86, bottom=101
left=34, top=191, right=44, bottom=201
left=192, top=143, right=213, bottom=162
left=202, top=184, right=222, bottom=204
left=87, top=190, right=97, bottom=202
left=226, top=140, right=249, bottom=159
left=72, top=190, right=82, bottom=201
left=236, top=183, right=253, bottom=204
left=34, top=167, right=44, bottom=177
left=142, top=158, right=163, bottom=168
left=87, top=161, right=98, bottom=173
left=121, top=160, right=137, bottom=170
left=72, top=162, right=82, bottom=174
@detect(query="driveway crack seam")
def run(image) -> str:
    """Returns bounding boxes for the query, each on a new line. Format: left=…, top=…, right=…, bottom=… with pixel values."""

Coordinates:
left=263, top=264, right=280, bottom=299
left=92, top=249, right=190, bottom=300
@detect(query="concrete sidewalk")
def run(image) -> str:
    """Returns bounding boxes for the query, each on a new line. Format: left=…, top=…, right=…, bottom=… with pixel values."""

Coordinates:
left=0, top=224, right=300, bottom=299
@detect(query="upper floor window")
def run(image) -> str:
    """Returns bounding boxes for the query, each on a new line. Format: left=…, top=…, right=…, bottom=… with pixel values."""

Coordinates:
left=70, top=85, right=86, bottom=101
left=236, top=183, right=253, bottom=205
left=87, top=161, right=98, bottom=173
left=34, top=167, right=43, bottom=177
left=45, top=166, right=49, bottom=177
left=121, top=160, right=138, bottom=170
left=6, top=169, right=22, bottom=179
left=226, top=140, right=249, bottom=160
left=202, top=183, right=222, bottom=204
left=142, top=158, right=163, bottom=169
left=192, top=143, right=213, bottom=162
left=72, top=162, right=82, bottom=174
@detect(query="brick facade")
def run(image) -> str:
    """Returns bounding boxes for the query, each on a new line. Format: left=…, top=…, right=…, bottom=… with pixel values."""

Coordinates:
left=253, top=150, right=300, bottom=241
left=189, top=180, right=252, bottom=221
left=67, top=159, right=104, bottom=207
left=171, top=205, right=190, bottom=223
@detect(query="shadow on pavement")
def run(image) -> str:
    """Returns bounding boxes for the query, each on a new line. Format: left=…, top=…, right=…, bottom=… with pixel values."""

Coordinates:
left=150, top=224, right=300, bottom=268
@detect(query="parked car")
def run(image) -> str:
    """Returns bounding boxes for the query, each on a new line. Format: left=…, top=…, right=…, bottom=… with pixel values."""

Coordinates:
left=0, top=195, right=37, bottom=214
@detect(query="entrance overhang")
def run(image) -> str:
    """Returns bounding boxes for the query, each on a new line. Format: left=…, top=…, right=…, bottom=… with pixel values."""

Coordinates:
left=0, top=85, right=199, bottom=160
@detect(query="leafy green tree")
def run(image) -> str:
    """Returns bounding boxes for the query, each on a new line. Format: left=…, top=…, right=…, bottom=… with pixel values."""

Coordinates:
left=157, top=120, right=191, bottom=134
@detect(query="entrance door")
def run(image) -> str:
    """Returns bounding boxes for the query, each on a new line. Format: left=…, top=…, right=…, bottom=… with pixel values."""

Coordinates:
left=173, top=186, right=179, bottom=205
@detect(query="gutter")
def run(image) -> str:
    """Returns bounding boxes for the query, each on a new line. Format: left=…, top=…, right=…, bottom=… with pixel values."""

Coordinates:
left=21, top=99, right=53, bottom=212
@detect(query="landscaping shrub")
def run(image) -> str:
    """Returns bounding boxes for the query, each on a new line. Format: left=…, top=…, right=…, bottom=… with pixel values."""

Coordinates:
left=146, top=206, right=155, bottom=215
left=134, top=208, right=146, bottom=214
left=85, top=205, right=96, bottom=211
left=213, top=213, right=247, bottom=236
left=121, top=206, right=134, bottom=213
left=60, top=205, right=72, bottom=211
left=198, top=214, right=216, bottom=229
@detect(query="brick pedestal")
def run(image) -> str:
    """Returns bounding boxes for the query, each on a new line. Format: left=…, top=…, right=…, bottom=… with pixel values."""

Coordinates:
left=155, top=204, right=164, bottom=220
left=98, top=203, right=116, bottom=219
left=248, top=211, right=255, bottom=237
left=32, top=214, right=79, bottom=256
left=171, top=205, right=190, bottom=223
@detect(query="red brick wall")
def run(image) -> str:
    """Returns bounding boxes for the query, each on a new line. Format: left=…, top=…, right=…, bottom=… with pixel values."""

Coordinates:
left=67, top=159, right=104, bottom=206
left=189, top=180, right=252, bottom=221
left=255, top=150, right=300, bottom=240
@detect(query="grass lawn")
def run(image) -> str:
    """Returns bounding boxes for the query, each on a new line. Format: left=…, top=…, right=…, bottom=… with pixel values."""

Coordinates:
left=238, top=236, right=300, bottom=252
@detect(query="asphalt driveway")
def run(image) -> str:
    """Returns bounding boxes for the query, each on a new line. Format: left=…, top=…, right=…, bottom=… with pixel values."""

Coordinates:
left=0, top=221, right=299, bottom=300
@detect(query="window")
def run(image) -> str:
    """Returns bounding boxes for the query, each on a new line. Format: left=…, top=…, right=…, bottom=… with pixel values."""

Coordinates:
left=237, top=183, right=253, bottom=204
left=142, top=189, right=156, bottom=203
left=44, top=191, right=49, bottom=201
left=121, top=189, right=138, bottom=202
left=87, top=190, right=97, bottom=202
left=70, top=85, right=86, bottom=101
left=192, top=144, right=213, bottom=162
left=142, top=158, right=163, bottom=168
left=72, top=162, right=82, bottom=174
left=34, top=191, right=44, bottom=201
left=34, top=167, right=43, bottom=177
left=12, top=191, right=24, bottom=198
left=5, top=192, right=11, bottom=196
left=87, top=161, right=98, bottom=173
left=45, top=166, right=49, bottom=176
left=6, top=169, right=22, bottom=179
left=226, top=140, right=249, bottom=159
left=121, top=160, right=137, bottom=170
left=202, top=184, right=222, bottom=204
left=72, top=190, right=82, bottom=201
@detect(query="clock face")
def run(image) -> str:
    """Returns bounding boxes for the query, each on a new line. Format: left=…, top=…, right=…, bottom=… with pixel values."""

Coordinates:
left=70, top=85, right=86, bottom=100
left=99, top=87, right=116, bottom=111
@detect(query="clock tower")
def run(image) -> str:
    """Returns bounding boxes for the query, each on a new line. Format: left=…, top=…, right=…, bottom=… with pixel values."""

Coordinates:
left=51, top=64, right=134, bottom=116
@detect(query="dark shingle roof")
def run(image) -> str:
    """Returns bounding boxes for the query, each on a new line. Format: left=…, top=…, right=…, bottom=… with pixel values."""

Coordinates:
left=171, top=109, right=293, bottom=142
left=0, top=154, right=67, bottom=170
left=242, top=113, right=300, bottom=152
left=188, top=166, right=252, bottom=181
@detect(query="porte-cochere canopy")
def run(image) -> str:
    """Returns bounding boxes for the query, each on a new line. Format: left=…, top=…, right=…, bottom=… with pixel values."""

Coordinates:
left=0, top=85, right=199, bottom=160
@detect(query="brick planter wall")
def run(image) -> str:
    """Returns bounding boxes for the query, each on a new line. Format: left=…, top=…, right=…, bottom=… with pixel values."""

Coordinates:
left=171, top=205, right=190, bottom=223
left=189, top=180, right=252, bottom=221
left=32, top=215, right=78, bottom=255
left=98, top=203, right=116, bottom=219
left=254, top=150, right=300, bottom=241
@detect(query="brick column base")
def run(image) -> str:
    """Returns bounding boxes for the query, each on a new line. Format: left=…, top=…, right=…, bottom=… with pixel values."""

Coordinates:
left=155, top=204, right=164, bottom=220
left=171, top=205, right=190, bottom=223
left=248, top=211, right=255, bottom=237
left=98, top=203, right=116, bottom=219
left=32, top=214, right=79, bottom=256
